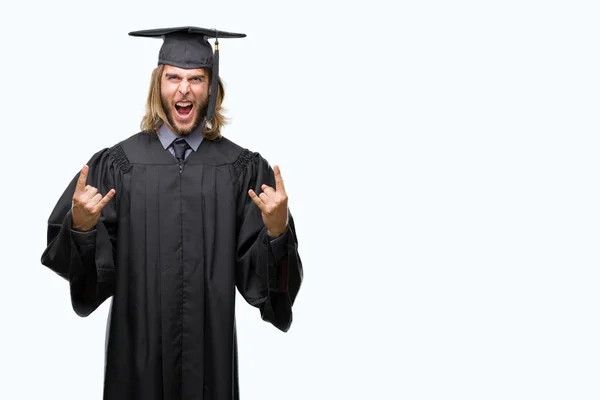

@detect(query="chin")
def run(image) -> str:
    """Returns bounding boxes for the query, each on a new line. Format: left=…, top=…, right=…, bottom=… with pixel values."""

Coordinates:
left=174, top=124, right=194, bottom=135
left=169, top=113, right=201, bottom=136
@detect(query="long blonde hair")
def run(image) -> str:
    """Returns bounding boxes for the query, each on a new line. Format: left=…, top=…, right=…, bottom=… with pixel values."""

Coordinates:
left=140, top=64, right=227, bottom=140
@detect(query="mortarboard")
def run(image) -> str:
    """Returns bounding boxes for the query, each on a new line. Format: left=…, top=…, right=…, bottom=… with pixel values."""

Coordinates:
left=129, top=26, right=246, bottom=128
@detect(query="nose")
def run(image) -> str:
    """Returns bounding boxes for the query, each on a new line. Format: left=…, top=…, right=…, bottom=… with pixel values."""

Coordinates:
left=178, top=79, right=190, bottom=95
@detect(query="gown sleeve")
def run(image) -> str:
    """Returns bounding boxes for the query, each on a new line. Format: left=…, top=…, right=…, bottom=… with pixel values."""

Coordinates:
left=41, top=147, right=122, bottom=317
left=234, top=150, right=303, bottom=332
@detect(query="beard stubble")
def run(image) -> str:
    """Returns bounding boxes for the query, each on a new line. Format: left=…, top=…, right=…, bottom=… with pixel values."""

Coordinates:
left=162, top=96, right=209, bottom=136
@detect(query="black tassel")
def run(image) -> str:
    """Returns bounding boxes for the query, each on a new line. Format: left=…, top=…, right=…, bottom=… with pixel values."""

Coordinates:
left=206, top=32, right=219, bottom=124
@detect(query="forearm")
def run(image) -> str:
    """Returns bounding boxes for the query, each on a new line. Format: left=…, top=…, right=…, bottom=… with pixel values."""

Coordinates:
left=70, top=228, right=99, bottom=301
left=266, top=226, right=292, bottom=293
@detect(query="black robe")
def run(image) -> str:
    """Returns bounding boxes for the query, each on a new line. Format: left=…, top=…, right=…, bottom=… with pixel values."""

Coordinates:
left=41, top=132, right=303, bottom=400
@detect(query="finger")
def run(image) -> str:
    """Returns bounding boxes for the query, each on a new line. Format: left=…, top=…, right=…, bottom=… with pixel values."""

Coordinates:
left=80, top=186, right=98, bottom=203
left=259, top=192, right=275, bottom=209
left=74, top=165, right=89, bottom=195
left=85, top=193, right=104, bottom=212
left=260, top=184, right=278, bottom=201
left=273, top=165, right=286, bottom=195
left=248, top=189, right=266, bottom=211
left=93, top=189, right=116, bottom=213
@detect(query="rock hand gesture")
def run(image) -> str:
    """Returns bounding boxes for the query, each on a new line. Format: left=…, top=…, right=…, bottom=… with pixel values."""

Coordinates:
left=71, top=165, right=116, bottom=232
left=248, top=165, right=289, bottom=238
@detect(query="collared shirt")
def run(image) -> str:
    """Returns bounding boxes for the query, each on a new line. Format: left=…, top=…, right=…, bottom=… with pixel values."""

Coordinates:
left=157, top=122, right=204, bottom=160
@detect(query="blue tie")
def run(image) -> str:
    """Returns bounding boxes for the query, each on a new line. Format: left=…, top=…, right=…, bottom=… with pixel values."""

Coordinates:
left=172, top=138, right=190, bottom=161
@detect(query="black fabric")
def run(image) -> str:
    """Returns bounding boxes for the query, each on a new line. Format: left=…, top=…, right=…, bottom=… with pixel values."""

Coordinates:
left=41, top=132, right=303, bottom=400
left=128, top=26, right=245, bottom=70
left=205, top=44, right=219, bottom=122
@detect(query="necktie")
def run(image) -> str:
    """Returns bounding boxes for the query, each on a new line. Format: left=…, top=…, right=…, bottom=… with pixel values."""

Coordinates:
left=172, top=138, right=191, bottom=161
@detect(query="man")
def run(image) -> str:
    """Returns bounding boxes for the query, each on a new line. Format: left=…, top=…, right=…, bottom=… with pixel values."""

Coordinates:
left=41, top=26, right=303, bottom=400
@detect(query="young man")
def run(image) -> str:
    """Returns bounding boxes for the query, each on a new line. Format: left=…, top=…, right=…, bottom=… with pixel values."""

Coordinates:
left=41, top=26, right=303, bottom=400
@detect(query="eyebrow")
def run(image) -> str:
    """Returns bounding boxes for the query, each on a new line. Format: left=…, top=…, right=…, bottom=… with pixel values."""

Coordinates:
left=165, top=73, right=206, bottom=79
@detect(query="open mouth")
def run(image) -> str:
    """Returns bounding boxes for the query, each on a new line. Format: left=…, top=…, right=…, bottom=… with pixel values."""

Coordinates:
left=175, top=101, right=193, bottom=117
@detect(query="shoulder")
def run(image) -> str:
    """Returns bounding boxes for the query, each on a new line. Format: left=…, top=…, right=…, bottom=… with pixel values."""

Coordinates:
left=114, top=131, right=155, bottom=154
left=107, top=131, right=170, bottom=167
left=204, top=135, right=246, bottom=161
left=107, top=132, right=150, bottom=172
left=191, top=135, right=266, bottom=167
left=216, top=136, right=269, bottom=170
left=218, top=139, right=275, bottom=187
left=84, top=132, right=147, bottom=174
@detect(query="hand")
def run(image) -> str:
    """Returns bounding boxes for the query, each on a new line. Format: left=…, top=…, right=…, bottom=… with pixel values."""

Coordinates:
left=71, top=165, right=116, bottom=232
left=248, top=165, right=289, bottom=237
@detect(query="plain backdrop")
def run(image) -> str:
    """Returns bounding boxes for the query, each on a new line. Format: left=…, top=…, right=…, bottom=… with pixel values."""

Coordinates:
left=1, top=0, right=600, bottom=399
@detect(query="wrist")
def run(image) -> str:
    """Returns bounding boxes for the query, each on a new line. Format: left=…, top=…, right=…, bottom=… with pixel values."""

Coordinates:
left=267, top=225, right=288, bottom=238
left=72, top=222, right=94, bottom=232
left=267, top=229, right=283, bottom=238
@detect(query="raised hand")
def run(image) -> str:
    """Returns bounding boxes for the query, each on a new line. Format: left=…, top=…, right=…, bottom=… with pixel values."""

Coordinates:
left=71, top=165, right=116, bottom=232
left=248, top=165, right=289, bottom=238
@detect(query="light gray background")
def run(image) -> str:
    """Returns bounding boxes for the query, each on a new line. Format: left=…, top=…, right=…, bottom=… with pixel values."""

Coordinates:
left=1, top=0, right=599, bottom=399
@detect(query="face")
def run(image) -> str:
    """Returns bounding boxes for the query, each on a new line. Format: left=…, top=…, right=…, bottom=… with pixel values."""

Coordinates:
left=161, top=65, right=210, bottom=136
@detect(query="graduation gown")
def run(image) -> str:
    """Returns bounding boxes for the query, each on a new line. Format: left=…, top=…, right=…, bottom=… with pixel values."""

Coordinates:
left=41, top=132, right=303, bottom=400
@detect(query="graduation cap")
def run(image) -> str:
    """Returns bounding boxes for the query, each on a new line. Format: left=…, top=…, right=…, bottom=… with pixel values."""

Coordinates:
left=129, top=26, right=246, bottom=127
